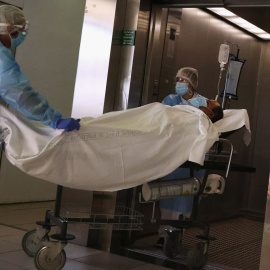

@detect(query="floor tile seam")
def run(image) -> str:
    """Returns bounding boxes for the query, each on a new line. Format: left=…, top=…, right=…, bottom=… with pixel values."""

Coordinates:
left=73, top=252, right=150, bottom=268
left=0, top=223, right=38, bottom=227
left=0, top=201, right=55, bottom=207
left=0, top=257, right=35, bottom=269
left=0, top=222, right=28, bottom=231
left=0, top=238, right=23, bottom=246
left=0, top=206, right=51, bottom=210
left=126, top=248, right=186, bottom=262
left=0, top=237, right=22, bottom=244
left=9, top=223, right=38, bottom=228
left=72, top=251, right=108, bottom=261
left=127, top=262, right=162, bottom=269
left=0, top=259, right=27, bottom=269
left=0, top=249, right=24, bottom=257
left=70, top=257, right=108, bottom=269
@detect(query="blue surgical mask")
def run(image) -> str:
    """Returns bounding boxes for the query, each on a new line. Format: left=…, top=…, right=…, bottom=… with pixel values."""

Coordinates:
left=10, top=31, right=27, bottom=48
left=175, top=82, right=189, bottom=96
left=189, top=96, right=207, bottom=108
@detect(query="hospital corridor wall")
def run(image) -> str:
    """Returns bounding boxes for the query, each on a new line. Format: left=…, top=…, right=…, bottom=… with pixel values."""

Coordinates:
left=0, top=0, right=86, bottom=203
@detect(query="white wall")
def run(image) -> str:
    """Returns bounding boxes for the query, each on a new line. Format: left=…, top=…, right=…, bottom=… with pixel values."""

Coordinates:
left=72, top=0, right=117, bottom=118
left=0, top=0, right=86, bottom=203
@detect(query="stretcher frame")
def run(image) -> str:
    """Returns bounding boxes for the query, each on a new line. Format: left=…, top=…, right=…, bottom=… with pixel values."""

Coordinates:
left=0, top=129, right=256, bottom=270
left=20, top=184, right=145, bottom=270
left=135, top=134, right=255, bottom=270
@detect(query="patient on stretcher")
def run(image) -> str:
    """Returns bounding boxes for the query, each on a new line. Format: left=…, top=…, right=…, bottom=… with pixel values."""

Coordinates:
left=0, top=94, right=233, bottom=193
left=199, top=99, right=223, bottom=123
left=0, top=102, right=222, bottom=191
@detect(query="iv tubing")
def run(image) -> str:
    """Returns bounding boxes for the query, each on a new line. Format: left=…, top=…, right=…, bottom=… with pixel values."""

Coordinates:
left=215, top=68, right=224, bottom=101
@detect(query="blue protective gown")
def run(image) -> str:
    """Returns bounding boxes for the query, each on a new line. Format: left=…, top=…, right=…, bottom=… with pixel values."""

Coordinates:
left=162, top=93, right=202, bottom=106
left=0, top=43, right=62, bottom=129
left=159, top=92, right=205, bottom=214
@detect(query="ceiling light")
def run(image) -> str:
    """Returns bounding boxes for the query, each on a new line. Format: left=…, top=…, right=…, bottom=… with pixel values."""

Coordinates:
left=208, top=8, right=270, bottom=40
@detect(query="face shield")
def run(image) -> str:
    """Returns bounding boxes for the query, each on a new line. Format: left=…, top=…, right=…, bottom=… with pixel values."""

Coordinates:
left=0, top=20, right=29, bottom=35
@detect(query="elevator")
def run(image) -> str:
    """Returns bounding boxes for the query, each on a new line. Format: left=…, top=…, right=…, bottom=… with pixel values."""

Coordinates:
left=108, top=1, right=270, bottom=270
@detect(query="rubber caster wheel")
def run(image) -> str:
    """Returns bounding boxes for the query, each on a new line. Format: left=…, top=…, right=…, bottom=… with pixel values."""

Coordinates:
left=163, top=230, right=182, bottom=258
left=22, top=229, right=50, bottom=257
left=34, top=246, right=66, bottom=270
left=186, top=242, right=208, bottom=270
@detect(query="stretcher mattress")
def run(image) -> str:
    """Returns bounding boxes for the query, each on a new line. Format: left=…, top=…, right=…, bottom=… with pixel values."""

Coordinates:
left=0, top=103, right=248, bottom=191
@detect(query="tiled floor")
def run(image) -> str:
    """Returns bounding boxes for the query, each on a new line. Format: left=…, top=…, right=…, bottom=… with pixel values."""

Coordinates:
left=0, top=201, right=171, bottom=270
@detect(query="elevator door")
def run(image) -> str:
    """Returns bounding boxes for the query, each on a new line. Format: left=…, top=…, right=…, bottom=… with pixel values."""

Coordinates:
left=142, top=7, right=182, bottom=105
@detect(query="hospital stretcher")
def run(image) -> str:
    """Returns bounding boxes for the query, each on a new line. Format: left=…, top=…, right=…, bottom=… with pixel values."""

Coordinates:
left=21, top=143, right=252, bottom=270
left=18, top=134, right=255, bottom=270
left=139, top=136, right=255, bottom=270
left=0, top=103, right=253, bottom=270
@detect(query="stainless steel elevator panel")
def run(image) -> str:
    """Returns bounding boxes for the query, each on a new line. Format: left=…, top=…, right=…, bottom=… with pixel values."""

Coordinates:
left=127, top=1, right=151, bottom=109
left=141, top=7, right=183, bottom=105
left=260, top=172, right=270, bottom=270
left=157, top=8, right=182, bottom=102
left=72, top=0, right=117, bottom=118
left=141, top=6, right=168, bottom=105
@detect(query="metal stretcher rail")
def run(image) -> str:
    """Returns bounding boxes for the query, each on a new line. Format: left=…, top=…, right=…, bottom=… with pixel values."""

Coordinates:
left=181, top=160, right=256, bottom=173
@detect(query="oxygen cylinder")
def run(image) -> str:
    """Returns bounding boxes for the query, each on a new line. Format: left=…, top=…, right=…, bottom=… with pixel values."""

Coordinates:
left=142, top=178, right=201, bottom=201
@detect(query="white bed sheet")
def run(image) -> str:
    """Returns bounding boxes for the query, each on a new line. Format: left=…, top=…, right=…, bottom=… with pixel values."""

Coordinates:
left=213, top=109, right=251, bottom=145
left=0, top=103, right=250, bottom=191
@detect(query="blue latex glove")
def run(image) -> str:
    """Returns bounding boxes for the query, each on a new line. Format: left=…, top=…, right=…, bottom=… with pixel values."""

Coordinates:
left=56, top=118, right=81, bottom=132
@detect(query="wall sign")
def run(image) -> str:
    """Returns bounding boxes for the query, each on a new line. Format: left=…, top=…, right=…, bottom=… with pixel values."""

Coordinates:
left=112, top=30, right=136, bottom=46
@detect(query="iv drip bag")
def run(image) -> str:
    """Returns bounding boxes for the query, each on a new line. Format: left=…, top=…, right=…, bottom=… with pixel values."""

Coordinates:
left=218, top=44, right=230, bottom=68
left=221, top=55, right=246, bottom=101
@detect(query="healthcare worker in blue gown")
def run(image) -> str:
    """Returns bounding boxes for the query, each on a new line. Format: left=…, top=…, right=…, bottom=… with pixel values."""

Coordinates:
left=0, top=5, right=80, bottom=132
left=157, top=67, right=207, bottom=247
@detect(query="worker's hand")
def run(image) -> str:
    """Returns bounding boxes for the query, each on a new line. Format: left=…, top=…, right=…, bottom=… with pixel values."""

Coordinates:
left=56, top=118, right=81, bottom=132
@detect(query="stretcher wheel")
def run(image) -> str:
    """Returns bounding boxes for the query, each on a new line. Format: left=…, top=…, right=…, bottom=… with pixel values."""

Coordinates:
left=163, top=230, right=182, bottom=258
left=22, top=229, right=50, bottom=257
left=186, top=242, right=208, bottom=270
left=34, top=246, right=66, bottom=270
